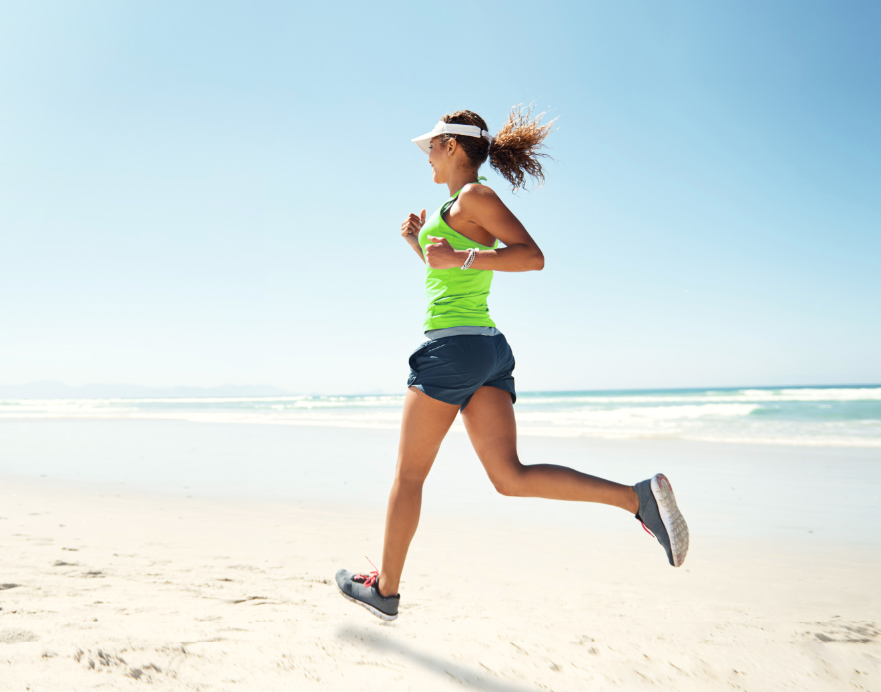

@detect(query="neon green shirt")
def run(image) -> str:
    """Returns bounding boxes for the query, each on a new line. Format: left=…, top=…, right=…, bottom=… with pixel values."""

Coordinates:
left=418, top=184, right=499, bottom=331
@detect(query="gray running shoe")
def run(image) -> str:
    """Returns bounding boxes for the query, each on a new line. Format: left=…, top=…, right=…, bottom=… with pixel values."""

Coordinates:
left=335, top=568, right=400, bottom=621
left=634, top=473, right=689, bottom=567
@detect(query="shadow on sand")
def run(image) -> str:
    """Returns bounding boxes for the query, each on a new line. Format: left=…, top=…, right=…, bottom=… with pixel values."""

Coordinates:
left=336, top=625, right=549, bottom=692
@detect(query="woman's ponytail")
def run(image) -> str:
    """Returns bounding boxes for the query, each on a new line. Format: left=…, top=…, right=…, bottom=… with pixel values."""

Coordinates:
left=440, top=105, right=554, bottom=191
left=489, top=105, right=554, bottom=191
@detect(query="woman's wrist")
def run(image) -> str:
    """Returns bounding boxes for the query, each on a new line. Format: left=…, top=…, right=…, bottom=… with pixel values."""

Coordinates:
left=460, top=248, right=478, bottom=270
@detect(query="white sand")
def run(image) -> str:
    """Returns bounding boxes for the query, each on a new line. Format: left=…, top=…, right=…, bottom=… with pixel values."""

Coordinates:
left=2, top=474, right=879, bottom=691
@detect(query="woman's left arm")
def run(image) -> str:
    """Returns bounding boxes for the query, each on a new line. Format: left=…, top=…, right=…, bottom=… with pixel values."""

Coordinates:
left=424, top=187, right=545, bottom=272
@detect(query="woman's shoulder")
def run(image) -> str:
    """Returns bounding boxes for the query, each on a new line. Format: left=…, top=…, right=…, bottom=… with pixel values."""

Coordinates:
left=457, top=182, right=505, bottom=216
left=458, top=181, right=499, bottom=205
left=460, top=180, right=495, bottom=195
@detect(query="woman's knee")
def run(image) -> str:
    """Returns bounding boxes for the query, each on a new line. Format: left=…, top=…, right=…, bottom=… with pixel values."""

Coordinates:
left=394, top=461, right=432, bottom=488
left=487, top=461, right=526, bottom=497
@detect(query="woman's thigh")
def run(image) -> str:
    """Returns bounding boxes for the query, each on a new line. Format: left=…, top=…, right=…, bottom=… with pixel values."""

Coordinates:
left=460, top=385, right=520, bottom=482
left=394, top=386, right=460, bottom=484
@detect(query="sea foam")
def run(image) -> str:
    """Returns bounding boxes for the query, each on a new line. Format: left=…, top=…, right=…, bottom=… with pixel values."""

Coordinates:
left=1, top=386, right=879, bottom=447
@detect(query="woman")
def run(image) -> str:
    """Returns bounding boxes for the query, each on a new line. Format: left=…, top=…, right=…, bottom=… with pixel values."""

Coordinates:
left=336, top=108, right=689, bottom=621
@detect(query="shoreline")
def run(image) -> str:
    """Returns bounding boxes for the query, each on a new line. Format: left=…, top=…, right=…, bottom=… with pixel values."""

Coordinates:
left=4, top=414, right=881, bottom=449
left=2, top=418, right=880, bottom=547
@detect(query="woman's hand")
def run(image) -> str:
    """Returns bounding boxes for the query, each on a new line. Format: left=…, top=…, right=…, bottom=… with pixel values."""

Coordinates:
left=401, top=209, right=427, bottom=262
left=401, top=209, right=426, bottom=247
left=425, top=236, right=464, bottom=269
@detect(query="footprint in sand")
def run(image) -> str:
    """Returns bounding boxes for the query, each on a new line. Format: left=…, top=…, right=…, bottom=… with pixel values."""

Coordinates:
left=228, top=595, right=268, bottom=605
left=0, top=629, right=38, bottom=643
left=810, top=620, right=879, bottom=644
left=73, top=648, right=164, bottom=681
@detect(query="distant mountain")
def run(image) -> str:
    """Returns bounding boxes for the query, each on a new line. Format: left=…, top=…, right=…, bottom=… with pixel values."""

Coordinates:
left=0, top=381, right=296, bottom=399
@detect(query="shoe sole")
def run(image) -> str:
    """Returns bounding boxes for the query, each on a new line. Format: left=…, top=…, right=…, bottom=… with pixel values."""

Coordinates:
left=652, top=474, right=689, bottom=567
left=336, top=583, right=398, bottom=622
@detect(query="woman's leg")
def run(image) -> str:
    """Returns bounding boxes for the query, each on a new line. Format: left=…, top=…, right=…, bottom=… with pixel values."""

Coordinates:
left=377, top=387, right=459, bottom=598
left=460, top=386, right=639, bottom=512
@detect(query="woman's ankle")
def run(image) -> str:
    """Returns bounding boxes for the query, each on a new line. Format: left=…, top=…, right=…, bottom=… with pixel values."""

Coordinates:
left=377, top=574, right=398, bottom=598
left=625, top=485, right=639, bottom=514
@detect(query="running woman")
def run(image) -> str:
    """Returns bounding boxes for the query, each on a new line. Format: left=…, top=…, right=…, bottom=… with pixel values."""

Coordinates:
left=336, top=108, right=689, bottom=621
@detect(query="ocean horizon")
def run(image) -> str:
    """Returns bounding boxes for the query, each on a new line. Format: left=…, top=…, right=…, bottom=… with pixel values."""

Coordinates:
left=3, top=384, right=880, bottom=448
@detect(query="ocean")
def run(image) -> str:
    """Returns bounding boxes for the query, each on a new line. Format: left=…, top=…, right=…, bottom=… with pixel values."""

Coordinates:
left=2, top=385, right=879, bottom=447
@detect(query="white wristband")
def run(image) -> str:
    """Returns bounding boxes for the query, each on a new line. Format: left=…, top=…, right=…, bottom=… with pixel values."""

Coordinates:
left=461, top=248, right=478, bottom=270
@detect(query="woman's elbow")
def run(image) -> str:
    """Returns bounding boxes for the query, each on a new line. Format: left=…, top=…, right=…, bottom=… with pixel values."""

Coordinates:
left=532, top=249, right=545, bottom=271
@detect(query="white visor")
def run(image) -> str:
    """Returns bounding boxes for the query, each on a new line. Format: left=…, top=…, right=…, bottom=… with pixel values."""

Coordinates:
left=411, top=121, right=493, bottom=154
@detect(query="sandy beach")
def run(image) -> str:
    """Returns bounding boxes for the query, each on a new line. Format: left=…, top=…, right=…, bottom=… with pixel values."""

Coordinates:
left=2, top=421, right=880, bottom=691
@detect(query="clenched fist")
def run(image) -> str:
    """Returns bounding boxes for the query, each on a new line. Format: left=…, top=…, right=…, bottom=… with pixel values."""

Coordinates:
left=424, top=236, right=464, bottom=269
left=401, top=209, right=426, bottom=248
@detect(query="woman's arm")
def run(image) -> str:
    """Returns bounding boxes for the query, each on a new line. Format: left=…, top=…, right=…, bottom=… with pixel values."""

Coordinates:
left=424, top=187, right=544, bottom=272
left=401, top=209, right=426, bottom=263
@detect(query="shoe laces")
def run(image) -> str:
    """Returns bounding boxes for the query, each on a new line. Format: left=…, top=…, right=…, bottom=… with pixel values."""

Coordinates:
left=353, top=556, right=380, bottom=589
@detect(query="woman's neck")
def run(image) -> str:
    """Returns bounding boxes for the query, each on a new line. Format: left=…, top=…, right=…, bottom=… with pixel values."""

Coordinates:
left=446, top=169, right=480, bottom=196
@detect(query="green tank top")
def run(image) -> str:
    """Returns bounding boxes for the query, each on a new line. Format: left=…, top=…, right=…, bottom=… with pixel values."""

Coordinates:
left=418, top=183, right=499, bottom=331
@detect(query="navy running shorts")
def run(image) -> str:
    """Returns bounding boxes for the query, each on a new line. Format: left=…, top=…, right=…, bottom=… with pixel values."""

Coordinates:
left=406, top=333, right=516, bottom=410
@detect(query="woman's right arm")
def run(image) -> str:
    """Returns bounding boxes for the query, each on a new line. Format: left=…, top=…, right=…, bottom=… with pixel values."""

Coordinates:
left=401, top=209, right=426, bottom=263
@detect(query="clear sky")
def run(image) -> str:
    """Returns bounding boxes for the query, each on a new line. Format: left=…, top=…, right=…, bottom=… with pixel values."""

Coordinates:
left=1, top=0, right=879, bottom=394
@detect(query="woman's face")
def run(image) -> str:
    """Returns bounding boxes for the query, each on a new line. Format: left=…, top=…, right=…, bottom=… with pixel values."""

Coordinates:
left=427, top=135, right=450, bottom=183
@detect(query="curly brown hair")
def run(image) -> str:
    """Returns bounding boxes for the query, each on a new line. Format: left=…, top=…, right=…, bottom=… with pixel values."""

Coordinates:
left=439, top=105, right=555, bottom=190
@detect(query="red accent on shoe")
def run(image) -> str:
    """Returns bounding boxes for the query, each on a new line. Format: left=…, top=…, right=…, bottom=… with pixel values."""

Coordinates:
left=354, top=556, right=381, bottom=589
left=354, top=570, right=378, bottom=587
left=639, top=520, right=655, bottom=538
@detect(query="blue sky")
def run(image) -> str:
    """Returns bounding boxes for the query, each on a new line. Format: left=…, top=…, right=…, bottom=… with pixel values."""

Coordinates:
left=1, top=0, right=879, bottom=393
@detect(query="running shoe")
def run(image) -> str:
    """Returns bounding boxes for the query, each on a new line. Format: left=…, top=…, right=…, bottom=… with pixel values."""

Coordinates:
left=335, top=568, right=400, bottom=621
left=634, top=473, right=689, bottom=567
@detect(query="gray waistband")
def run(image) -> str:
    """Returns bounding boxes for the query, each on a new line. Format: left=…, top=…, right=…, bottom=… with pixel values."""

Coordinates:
left=423, top=326, right=503, bottom=340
